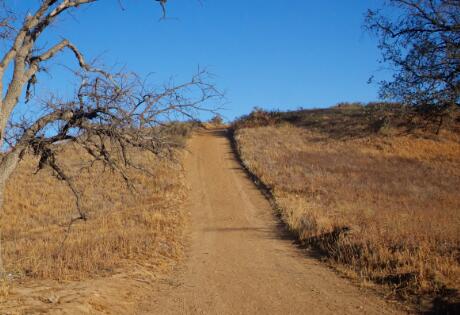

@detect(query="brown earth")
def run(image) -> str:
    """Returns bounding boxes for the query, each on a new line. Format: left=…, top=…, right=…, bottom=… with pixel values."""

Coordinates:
left=145, top=129, right=402, bottom=314
left=1, top=129, right=403, bottom=314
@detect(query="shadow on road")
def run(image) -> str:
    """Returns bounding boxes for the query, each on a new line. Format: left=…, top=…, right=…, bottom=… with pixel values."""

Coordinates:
left=212, top=127, right=460, bottom=315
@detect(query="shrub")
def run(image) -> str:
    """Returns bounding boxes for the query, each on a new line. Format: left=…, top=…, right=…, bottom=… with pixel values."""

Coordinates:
left=209, top=115, right=224, bottom=126
left=232, top=107, right=282, bottom=129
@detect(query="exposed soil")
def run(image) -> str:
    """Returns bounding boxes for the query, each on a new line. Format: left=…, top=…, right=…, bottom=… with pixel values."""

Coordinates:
left=1, top=129, right=403, bottom=314
left=145, top=129, right=402, bottom=314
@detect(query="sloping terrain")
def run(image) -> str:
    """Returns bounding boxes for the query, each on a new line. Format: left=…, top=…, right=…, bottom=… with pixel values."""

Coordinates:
left=1, top=134, right=189, bottom=313
left=2, top=127, right=403, bottom=314
left=233, top=105, right=460, bottom=312
left=146, top=130, right=401, bottom=314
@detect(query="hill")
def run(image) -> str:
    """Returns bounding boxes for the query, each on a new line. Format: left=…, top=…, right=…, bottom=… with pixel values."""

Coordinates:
left=232, top=104, right=460, bottom=312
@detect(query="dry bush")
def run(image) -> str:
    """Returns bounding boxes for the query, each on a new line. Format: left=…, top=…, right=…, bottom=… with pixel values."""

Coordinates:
left=1, top=141, right=187, bottom=280
left=234, top=117, right=460, bottom=308
left=234, top=103, right=460, bottom=138
left=334, top=102, right=365, bottom=110
left=209, top=115, right=224, bottom=126
left=201, top=115, right=226, bottom=130
left=232, top=107, right=282, bottom=130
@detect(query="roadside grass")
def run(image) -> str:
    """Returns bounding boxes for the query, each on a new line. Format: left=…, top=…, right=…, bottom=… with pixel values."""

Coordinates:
left=233, top=105, right=460, bottom=308
left=1, top=124, right=194, bottom=281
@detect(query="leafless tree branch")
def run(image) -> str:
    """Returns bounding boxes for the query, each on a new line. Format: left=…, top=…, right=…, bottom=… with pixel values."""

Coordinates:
left=365, top=0, right=460, bottom=127
left=0, top=0, right=216, bottom=275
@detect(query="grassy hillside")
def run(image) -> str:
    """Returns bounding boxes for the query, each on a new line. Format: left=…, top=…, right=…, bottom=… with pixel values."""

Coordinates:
left=232, top=105, right=460, bottom=310
left=1, top=124, right=194, bottom=283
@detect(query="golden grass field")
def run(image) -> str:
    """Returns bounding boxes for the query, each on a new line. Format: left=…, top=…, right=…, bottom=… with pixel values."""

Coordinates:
left=1, top=142, right=187, bottom=283
left=233, top=107, right=460, bottom=306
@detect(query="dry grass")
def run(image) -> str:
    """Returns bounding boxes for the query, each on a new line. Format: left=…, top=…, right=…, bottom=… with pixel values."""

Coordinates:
left=1, top=142, right=187, bottom=281
left=234, top=107, right=460, bottom=308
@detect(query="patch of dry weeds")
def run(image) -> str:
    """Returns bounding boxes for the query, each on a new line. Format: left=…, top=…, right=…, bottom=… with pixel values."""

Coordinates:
left=1, top=143, right=187, bottom=281
left=235, top=123, right=460, bottom=306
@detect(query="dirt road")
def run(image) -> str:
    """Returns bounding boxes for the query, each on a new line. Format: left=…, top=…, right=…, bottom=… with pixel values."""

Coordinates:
left=2, top=129, right=402, bottom=314
left=145, top=130, right=401, bottom=314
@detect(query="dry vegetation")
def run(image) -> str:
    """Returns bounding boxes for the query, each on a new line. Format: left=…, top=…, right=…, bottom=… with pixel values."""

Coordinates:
left=233, top=105, right=460, bottom=309
left=0, top=125, right=193, bottom=282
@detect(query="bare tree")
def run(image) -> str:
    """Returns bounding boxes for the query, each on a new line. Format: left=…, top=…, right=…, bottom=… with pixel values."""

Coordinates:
left=365, top=0, right=460, bottom=131
left=0, top=1, right=221, bottom=273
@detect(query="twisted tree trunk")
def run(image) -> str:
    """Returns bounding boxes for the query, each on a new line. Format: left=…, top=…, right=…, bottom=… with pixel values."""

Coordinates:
left=0, top=147, right=22, bottom=275
left=0, top=0, right=199, bottom=278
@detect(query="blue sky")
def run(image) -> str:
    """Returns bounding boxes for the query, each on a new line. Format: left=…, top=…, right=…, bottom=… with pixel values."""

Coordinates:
left=6, top=0, right=388, bottom=121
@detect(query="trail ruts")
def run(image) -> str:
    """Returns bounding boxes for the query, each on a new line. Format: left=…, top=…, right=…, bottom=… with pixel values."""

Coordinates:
left=145, top=129, right=402, bottom=315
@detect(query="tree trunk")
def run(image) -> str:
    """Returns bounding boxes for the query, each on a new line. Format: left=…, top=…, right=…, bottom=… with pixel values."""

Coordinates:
left=0, top=148, right=22, bottom=276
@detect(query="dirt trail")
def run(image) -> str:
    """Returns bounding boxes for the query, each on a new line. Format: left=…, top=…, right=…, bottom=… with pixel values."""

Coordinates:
left=2, top=129, right=403, bottom=314
left=145, top=129, right=402, bottom=314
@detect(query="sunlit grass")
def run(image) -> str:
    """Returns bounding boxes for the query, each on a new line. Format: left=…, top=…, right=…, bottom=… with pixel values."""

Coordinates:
left=1, top=143, right=187, bottom=281
left=234, top=112, right=460, bottom=302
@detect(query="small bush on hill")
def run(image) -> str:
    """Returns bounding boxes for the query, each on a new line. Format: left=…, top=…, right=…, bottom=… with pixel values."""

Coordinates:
left=209, top=115, right=224, bottom=126
left=232, top=107, right=282, bottom=129
left=234, top=103, right=460, bottom=138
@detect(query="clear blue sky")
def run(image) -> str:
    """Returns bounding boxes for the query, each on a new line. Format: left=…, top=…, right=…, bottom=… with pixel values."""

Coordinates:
left=7, top=0, right=388, bottom=121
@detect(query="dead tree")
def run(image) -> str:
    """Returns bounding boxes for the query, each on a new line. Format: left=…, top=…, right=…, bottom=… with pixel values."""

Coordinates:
left=0, top=1, right=220, bottom=273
